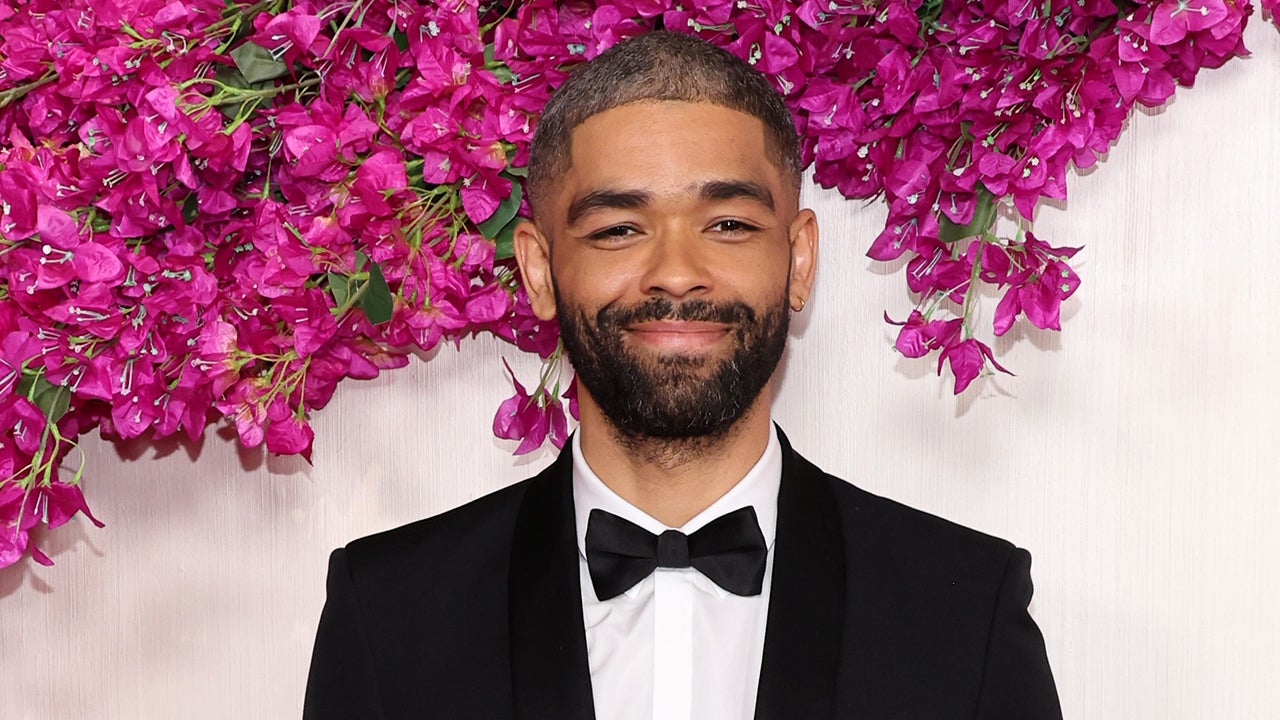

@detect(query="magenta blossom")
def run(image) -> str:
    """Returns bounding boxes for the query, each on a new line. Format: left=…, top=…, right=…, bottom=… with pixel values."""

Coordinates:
left=493, top=360, right=569, bottom=455
left=939, top=338, right=1013, bottom=395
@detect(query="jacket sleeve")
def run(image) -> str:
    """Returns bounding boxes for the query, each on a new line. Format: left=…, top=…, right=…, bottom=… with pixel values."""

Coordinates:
left=303, top=548, right=386, bottom=720
left=972, top=547, right=1064, bottom=720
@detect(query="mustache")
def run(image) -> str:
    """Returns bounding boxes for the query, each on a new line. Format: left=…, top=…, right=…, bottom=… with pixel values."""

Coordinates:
left=596, top=297, right=756, bottom=327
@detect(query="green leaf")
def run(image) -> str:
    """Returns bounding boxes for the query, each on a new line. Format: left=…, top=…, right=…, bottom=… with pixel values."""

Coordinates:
left=490, top=64, right=515, bottom=84
left=354, top=250, right=369, bottom=273
left=477, top=177, right=523, bottom=239
left=230, top=41, right=288, bottom=85
left=358, top=261, right=394, bottom=324
left=938, top=185, right=998, bottom=243
left=327, top=271, right=350, bottom=309
left=493, top=217, right=517, bottom=260
left=393, top=29, right=410, bottom=53
left=38, top=384, right=70, bottom=425
left=214, top=64, right=251, bottom=90
left=484, top=43, right=516, bottom=84
left=17, top=372, right=71, bottom=423
left=181, top=193, right=200, bottom=224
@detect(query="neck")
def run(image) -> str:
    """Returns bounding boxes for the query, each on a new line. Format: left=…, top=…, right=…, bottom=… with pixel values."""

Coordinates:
left=576, top=393, right=774, bottom=527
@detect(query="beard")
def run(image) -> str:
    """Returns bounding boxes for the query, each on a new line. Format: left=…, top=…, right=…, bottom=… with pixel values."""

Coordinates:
left=555, top=290, right=789, bottom=443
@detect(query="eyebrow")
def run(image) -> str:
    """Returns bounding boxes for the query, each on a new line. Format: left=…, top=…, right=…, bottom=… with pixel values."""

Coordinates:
left=565, top=179, right=777, bottom=226
left=698, top=180, right=775, bottom=212
left=566, top=189, right=652, bottom=226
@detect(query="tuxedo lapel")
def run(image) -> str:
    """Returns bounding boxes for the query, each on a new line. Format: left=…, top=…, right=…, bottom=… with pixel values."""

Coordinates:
left=508, top=449, right=597, bottom=720
left=754, top=431, right=845, bottom=720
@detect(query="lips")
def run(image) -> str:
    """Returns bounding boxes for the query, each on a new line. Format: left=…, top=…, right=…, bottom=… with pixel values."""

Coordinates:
left=625, top=320, right=731, bottom=351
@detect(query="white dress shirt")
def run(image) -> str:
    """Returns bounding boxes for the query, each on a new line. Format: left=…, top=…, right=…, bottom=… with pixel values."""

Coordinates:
left=572, top=428, right=782, bottom=720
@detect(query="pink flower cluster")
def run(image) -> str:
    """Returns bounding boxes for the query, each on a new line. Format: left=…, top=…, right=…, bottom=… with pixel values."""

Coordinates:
left=0, top=0, right=1259, bottom=568
left=0, top=0, right=562, bottom=567
left=785, top=0, right=1249, bottom=392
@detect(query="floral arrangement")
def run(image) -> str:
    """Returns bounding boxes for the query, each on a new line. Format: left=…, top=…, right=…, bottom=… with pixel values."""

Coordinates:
left=0, top=0, right=1258, bottom=569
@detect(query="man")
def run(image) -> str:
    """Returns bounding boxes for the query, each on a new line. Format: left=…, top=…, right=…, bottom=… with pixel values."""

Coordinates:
left=304, top=31, right=1062, bottom=719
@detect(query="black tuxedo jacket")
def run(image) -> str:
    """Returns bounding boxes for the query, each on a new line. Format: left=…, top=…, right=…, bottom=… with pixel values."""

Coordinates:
left=303, top=433, right=1062, bottom=719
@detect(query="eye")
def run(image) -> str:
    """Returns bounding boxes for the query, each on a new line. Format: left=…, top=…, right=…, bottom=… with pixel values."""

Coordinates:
left=710, top=219, right=761, bottom=236
left=588, top=225, right=639, bottom=242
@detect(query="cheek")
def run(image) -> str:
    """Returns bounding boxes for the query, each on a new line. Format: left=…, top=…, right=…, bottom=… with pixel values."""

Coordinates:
left=721, top=253, right=793, bottom=299
left=552, top=251, right=642, bottom=299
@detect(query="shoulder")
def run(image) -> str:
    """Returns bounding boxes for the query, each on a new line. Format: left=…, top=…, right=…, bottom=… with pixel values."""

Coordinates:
left=339, top=477, right=533, bottom=589
left=835, top=471, right=1013, bottom=555
left=791, top=449, right=1019, bottom=580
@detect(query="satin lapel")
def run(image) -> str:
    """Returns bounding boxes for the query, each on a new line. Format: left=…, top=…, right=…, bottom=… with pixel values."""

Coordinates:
left=754, top=431, right=846, bottom=720
left=508, top=449, right=597, bottom=720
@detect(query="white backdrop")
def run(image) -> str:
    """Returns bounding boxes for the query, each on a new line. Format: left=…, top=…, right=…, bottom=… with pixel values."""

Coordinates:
left=3, top=20, right=1279, bottom=720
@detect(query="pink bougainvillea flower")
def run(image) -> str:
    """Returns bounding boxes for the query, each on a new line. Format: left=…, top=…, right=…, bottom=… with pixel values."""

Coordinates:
left=273, top=289, right=340, bottom=358
left=459, top=172, right=514, bottom=225
left=283, top=125, right=342, bottom=180
left=1150, top=0, right=1231, bottom=45
left=938, top=338, right=1012, bottom=395
left=0, top=330, right=41, bottom=396
left=0, top=481, right=38, bottom=567
left=0, top=169, right=40, bottom=240
left=36, top=480, right=104, bottom=531
left=493, top=359, right=568, bottom=454
left=222, top=380, right=269, bottom=449
left=258, top=8, right=324, bottom=59
left=350, top=150, right=409, bottom=218
left=886, top=311, right=961, bottom=359
left=463, top=284, right=513, bottom=326
left=264, top=395, right=315, bottom=459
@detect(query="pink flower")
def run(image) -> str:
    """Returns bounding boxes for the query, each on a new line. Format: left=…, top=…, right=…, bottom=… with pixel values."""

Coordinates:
left=0, top=169, right=39, bottom=240
left=464, top=284, right=513, bottom=326
left=273, top=289, right=340, bottom=358
left=939, top=338, right=1012, bottom=394
left=887, top=310, right=961, bottom=359
left=0, top=477, right=102, bottom=568
left=0, top=330, right=41, bottom=396
left=992, top=234, right=1083, bottom=335
left=264, top=395, right=314, bottom=459
left=1150, top=0, right=1230, bottom=45
left=493, top=360, right=568, bottom=455
left=0, top=394, right=48, bottom=455
left=283, top=125, right=342, bottom=180
left=255, top=9, right=324, bottom=65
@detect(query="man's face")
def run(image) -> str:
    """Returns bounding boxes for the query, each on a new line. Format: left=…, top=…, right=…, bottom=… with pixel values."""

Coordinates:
left=516, top=101, right=817, bottom=440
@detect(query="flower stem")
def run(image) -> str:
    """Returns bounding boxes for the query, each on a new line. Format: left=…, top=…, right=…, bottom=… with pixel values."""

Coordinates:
left=959, top=233, right=990, bottom=339
left=0, top=70, right=58, bottom=110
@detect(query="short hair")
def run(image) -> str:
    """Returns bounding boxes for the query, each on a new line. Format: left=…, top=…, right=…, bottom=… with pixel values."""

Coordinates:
left=526, top=30, right=802, bottom=222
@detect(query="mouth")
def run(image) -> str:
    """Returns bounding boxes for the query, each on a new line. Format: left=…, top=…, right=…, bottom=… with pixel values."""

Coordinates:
left=624, top=320, right=732, bottom=352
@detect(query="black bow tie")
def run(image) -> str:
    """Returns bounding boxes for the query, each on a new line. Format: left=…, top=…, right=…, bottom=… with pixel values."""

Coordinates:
left=584, top=506, right=768, bottom=601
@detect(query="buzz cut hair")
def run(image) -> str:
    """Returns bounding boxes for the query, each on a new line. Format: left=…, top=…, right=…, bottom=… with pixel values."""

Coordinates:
left=526, top=30, right=803, bottom=222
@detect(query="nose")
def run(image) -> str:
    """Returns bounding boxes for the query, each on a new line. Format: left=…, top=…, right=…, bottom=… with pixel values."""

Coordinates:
left=639, top=229, right=711, bottom=300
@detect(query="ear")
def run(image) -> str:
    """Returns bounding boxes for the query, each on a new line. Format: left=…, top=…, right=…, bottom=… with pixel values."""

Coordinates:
left=787, top=208, right=818, bottom=312
left=513, top=219, right=558, bottom=321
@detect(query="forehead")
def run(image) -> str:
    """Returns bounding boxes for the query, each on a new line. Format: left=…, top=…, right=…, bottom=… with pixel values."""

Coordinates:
left=552, top=101, right=786, bottom=214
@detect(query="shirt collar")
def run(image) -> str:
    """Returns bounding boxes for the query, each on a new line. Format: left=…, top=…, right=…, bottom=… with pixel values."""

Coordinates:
left=571, top=425, right=782, bottom=566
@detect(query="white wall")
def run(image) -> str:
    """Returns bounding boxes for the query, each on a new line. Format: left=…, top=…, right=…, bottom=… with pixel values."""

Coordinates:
left=3, top=20, right=1279, bottom=720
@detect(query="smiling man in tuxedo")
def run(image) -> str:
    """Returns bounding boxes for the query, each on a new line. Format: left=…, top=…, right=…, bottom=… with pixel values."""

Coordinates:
left=303, top=31, right=1062, bottom=720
